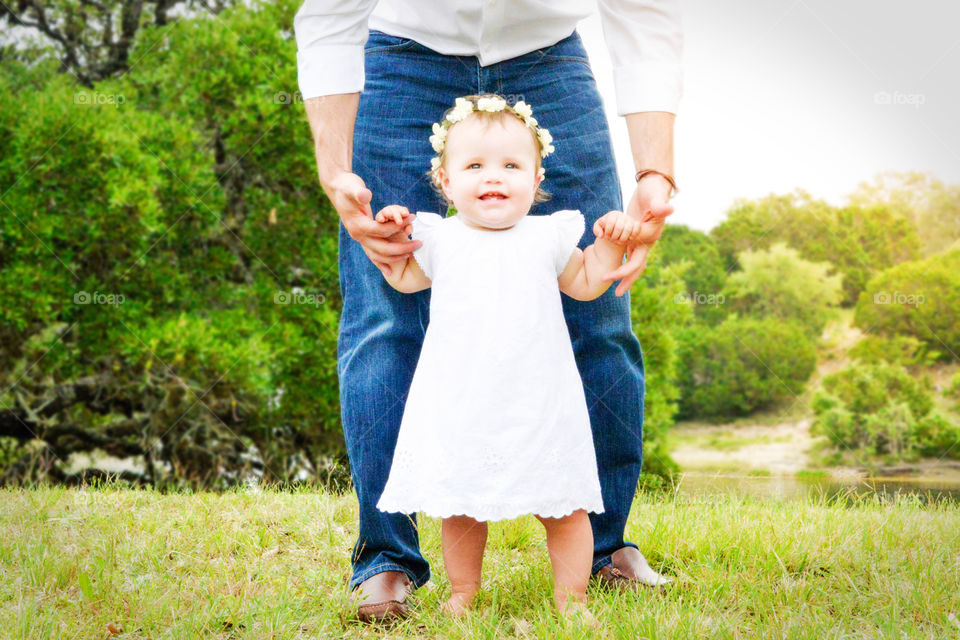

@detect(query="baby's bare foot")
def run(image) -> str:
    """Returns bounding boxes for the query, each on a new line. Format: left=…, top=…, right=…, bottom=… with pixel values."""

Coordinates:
left=441, top=592, right=474, bottom=618
left=559, top=600, right=600, bottom=628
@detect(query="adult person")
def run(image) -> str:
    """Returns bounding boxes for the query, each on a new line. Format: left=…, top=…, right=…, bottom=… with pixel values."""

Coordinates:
left=294, top=0, right=683, bottom=623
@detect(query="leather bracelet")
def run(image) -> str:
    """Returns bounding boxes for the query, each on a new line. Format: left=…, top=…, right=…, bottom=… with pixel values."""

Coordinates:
left=635, top=169, right=678, bottom=199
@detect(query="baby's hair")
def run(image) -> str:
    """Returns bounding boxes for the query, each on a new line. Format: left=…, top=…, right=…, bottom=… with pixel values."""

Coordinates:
left=425, top=93, right=552, bottom=206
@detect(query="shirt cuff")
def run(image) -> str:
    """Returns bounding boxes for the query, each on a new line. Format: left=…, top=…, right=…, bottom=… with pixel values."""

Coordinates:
left=613, top=61, right=683, bottom=115
left=296, top=44, right=365, bottom=101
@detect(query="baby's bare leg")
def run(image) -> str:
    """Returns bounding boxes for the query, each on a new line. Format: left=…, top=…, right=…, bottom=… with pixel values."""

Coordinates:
left=536, top=509, right=598, bottom=625
left=441, top=515, right=488, bottom=616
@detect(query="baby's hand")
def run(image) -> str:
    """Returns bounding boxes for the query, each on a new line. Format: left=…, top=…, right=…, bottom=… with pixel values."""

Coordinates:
left=375, top=205, right=415, bottom=230
left=593, top=211, right=643, bottom=245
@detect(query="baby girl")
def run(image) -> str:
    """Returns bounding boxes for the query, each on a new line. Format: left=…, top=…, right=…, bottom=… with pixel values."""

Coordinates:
left=371, top=94, right=644, bottom=625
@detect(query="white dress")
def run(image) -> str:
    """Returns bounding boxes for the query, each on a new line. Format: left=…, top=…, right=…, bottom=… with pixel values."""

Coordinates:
left=376, top=210, right=605, bottom=522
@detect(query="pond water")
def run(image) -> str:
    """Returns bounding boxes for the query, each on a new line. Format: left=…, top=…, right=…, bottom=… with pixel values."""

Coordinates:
left=675, top=471, right=960, bottom=507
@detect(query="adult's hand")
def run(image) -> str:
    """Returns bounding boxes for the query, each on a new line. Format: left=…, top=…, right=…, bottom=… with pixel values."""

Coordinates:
left=326, top=172, right=421, bottom=276
left=601, top=175, right=675, bottom=297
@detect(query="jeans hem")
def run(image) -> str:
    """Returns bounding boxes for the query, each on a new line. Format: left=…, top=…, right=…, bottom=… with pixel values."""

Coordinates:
left=591, top=541, right=639, bottom=575
left=349, top=562, right=431, bottom=592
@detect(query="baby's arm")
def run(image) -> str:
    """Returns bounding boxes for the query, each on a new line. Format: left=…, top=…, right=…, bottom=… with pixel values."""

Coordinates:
left=374, top=205, right=432, bottom=293
left=558, top=212, right=644, bottom=301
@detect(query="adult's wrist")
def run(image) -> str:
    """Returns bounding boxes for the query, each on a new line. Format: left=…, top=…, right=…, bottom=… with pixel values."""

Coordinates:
left=634, top=169, right=678, bottom=199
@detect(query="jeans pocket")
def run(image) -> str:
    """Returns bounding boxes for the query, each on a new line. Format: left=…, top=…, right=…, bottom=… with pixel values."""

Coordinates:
left=540, top=31, right=591, bottom=69
left=365, top=29, right=418, bottom=54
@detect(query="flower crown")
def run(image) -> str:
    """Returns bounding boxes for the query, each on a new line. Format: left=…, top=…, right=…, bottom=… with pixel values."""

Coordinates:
left=428, top=96, right=555, bottom=187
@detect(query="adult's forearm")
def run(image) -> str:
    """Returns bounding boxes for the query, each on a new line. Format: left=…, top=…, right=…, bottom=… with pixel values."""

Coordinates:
left=624, top=111, right=675, bottom=177
left=303, top=92, right=360, bottom=190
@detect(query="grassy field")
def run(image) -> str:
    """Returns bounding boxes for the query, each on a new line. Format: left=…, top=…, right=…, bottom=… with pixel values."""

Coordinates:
left=2, top=483, right=959, bottom=639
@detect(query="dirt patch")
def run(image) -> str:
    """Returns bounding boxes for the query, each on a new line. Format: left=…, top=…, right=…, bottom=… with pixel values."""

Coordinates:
left=670, top=419, right=818, bottom=474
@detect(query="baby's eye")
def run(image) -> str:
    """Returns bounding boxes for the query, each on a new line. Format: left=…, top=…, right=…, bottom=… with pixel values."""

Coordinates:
left=505, top=162, right=519, bottom=169
left=468, top=162, right=482, bottom=169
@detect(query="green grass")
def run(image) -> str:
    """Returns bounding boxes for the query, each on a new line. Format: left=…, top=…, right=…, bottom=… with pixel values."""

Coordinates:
left=2, top=482, right=959, bottom=639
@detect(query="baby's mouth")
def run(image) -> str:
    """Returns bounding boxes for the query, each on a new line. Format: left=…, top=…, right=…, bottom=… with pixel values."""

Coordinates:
left=479, top=191, right=508, bottom=200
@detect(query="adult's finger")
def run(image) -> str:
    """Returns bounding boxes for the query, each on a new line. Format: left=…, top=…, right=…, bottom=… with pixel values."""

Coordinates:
left=614, top=245, right=651, bottom=296
left=601, top=242, right=650, bottom=282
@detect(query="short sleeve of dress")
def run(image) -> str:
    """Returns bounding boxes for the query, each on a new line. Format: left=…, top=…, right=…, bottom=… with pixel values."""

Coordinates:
left=410, top=211, right=444, bottom=280
left=551, top=210, right=586, bottom=277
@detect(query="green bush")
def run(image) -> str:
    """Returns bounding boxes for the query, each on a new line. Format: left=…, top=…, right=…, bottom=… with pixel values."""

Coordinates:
left=630, top=255, right=693, bottom=478
left=653, top=225, right=727, bottom=325
left=812, top=363, right=957, bottom=459
left=722, top=243, right=842, bottom=338
left=853, top=249, right=960, bottom=360
left=848, top=335, right=935, bottom=368
left=0, top=0, right=344, bottom=488
left=676, top=316, right=818, bottom=419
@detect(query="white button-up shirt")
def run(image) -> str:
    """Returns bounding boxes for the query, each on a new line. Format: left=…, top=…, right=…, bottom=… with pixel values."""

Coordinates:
left=293, top=0, right=683, bottom=115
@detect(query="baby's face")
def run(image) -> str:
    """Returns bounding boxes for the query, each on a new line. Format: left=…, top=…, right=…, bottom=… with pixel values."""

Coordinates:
left=439, top=115, right=543, bottom=230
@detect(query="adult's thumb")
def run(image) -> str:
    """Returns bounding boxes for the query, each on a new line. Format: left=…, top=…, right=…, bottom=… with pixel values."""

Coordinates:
left=350, top=184, right=373, bottom=216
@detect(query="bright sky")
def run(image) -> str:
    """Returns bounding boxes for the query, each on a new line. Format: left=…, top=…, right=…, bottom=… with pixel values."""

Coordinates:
left=579, top=0, right=960, bottom=231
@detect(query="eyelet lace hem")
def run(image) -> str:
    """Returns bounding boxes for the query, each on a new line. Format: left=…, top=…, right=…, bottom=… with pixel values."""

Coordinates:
left=376, top=498, right=605, bottom=522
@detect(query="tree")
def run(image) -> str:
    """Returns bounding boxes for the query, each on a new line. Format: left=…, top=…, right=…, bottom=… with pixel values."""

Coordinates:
left=722, top=243, right=843, bottom=338
left=653, top=224, right=728, bottom=325
left=853, top=249, right=960, bottom=361
left=848, top=171, right=960, bottom=256
left=629, top=251, right=694, bottom=479
left=676, top=316, right=817, bottom=419
left=0, top=0, right=236, bottom=86
left=0, top=0, right=344, bottom=488
left=710, top=189, right=920, bottom=305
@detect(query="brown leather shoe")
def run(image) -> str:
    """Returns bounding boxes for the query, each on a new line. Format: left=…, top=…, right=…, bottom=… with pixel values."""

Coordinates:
left=594, top=546, right=672, bottom=593
left=350, top=570, right=414, bottom=624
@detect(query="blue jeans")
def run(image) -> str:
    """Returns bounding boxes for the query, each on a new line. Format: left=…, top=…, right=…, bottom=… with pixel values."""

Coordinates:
left=339, top=28, right=646, bottom=591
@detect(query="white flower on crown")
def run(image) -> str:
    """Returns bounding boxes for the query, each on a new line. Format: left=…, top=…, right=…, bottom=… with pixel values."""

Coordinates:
left=429, top=122, right=447, bottom=153
left=537, top=127, right=554, bottom=158
left=477, top=96, right=507, bottom=113
left=430, top=157, right=442, bottom=171
left=513, top=100, right=533, bottom=120
left=537, top=166, right=546, bottom=179
left=446, top=97, right=474, bottom=124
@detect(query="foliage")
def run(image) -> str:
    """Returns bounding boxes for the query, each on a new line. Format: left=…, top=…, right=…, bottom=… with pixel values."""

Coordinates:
left=722, top=243, right=842, bottom=338
left=0, top=0, right=344, bottom=488
left=848, top=171, right=960, bottom=257
left=630, top=252, right=693, bottom=478
left=710, top=190, right=920, bottom=305
left=812, top=363, right=958, bottom=460
left=0, top=0, right=237, bottom=85
left=652, top=225, right=727, bottom=324
left=848, top=335, right=935, bottom=368
left=675, top=316, right=818, bottom=419
left=853, top=249, right=960, bottom=361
